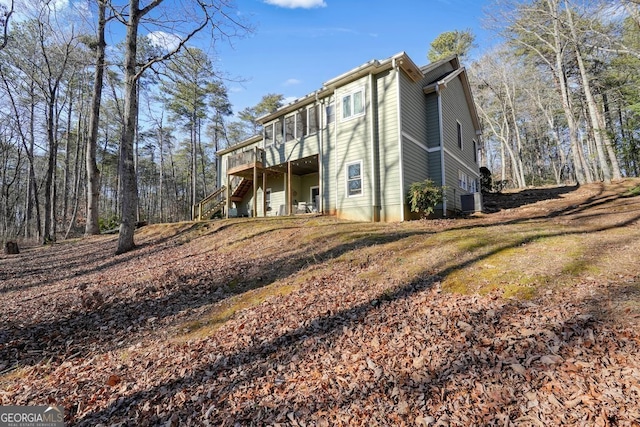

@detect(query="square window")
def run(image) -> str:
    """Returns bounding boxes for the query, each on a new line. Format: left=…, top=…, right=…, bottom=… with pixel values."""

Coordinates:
left=341, top=88, right=365, bottom=120
left=347, top=161, right=363, bottom=197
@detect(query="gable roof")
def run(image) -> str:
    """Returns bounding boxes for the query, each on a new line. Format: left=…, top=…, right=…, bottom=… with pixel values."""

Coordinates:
left=423, top=57, right=482, bottom=135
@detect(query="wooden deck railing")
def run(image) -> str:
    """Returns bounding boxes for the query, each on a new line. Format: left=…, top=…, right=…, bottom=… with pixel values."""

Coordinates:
left=227, top=147, right=264, bottom=172
left=192, top=186, right=226, bottom=220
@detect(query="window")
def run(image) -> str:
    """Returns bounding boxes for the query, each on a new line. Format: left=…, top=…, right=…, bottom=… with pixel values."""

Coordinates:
left=458, top=170, right=469, bottom=191
left=326, top=103, right=335, bottom=125
left=296, top=108, right=308, bottom=138
left=308, top=105, right=319, bottom=134
left=265, top=188, right=271, bottom=210
left=457, top=121, right=463, bottom=150
left=264, top=123, right=274, bottom=147
left=284, top=115, right=295, bottom=142
left=473, top=139, right=478, bottom=163
left=346, top=160, right=363, bottom=197
left=274, top=118, right=283, bottom=146
left=470, top=179, right=478, bottom=193
left=341, top=88, right=365, bottom=120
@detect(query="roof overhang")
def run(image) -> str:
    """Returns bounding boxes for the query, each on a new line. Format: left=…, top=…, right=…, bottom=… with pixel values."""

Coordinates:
left=423, top=66, right=482, bottom=135
left=216, top=134, right=262, bottom=156
left=258, top=52, right=424, bottom=124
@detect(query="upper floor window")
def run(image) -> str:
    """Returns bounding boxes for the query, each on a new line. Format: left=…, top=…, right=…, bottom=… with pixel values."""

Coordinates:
left=296, top=108, right=308, bottom=138
left=457, top=121, right=463, bottom=150
left=473, top=139, right=478, bottom=163
left=342, top=88, right=365, bottom=120
left=274, top=118, right=283, bottom=146
left=346, top=160, right=363, bottom=197
left=265, top=123, right=274, bottom=147
left=308, top=105, right=319, bottom=134
left=285, top=114, right=295, bottom=142
left=326, top=103, right=335, bottom=125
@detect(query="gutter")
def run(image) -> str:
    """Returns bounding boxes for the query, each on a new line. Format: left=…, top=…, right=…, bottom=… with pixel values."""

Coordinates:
left=368, top=72, right=379, bottom=222
left=394, top=58, right=406, bottom=222
left=436, top=83, right=447, bottom=216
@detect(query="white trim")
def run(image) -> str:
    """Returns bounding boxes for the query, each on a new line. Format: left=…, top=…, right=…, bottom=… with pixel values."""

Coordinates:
left=443, top=146, right=480, bottom=177
left=340, top=86, right=366, bottom=122
left=402, top=130, right=441, bottom=153
left=346, top=160, right=364, bottom=198
left=437, top=85, right=446, bottom=215
left=369, top=73, right=378, bottom=221
left=395, top=59, right=405, bottom=221
left=310, top=186, right=319, bottom=210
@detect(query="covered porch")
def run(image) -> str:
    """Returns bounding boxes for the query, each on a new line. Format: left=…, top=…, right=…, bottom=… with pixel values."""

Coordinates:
left=225, top=149, right=321, bottom=218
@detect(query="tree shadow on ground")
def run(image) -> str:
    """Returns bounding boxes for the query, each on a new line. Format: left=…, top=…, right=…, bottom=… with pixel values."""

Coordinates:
left=0, top=224, right=430, bottom=370
left=70, top=212, right=640, bottom=425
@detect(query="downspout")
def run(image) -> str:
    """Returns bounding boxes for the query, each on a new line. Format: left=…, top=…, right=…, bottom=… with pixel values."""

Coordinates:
left=317, top=91, right=324, bottom=214
left=334, top=89, right=338, bottom=215
left=394, top=58, right=405, bottom=221
left=436, top=83, right=447, bottom=216
left=369, top=72, right=379, bottom=222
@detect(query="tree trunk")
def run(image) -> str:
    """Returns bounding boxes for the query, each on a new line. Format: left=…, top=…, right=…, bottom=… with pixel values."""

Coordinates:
left=86, top=0, right=106, bottom=236
left=116, top=0, right=141, bottom=254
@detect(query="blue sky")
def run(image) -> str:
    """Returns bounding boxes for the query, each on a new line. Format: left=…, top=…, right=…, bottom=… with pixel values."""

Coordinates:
left=216, top=0, right=493, bottom=117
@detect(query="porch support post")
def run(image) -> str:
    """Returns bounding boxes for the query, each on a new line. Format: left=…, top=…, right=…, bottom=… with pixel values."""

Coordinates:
left=287, top=160, right=292, bottom=215
left=225, top=173, right=230, bottom=219
left=253, top=153, right=258, bottom=218
left=262, top=172, right=267, bottom=217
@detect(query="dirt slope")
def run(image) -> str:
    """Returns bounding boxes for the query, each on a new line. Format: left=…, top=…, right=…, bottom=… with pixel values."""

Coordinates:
left=1, top=180, right=639, bottom=426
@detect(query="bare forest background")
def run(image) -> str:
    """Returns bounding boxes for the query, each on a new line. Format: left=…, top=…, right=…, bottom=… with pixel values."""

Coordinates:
left=0, top=0, right=638, bottom=249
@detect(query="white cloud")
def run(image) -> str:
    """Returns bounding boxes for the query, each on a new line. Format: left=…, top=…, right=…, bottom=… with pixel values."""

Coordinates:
left=283, top=78, right=301, bottom=86
left=147, top=31, right=182, bottom=52
left=264, top=0, right=327, bottom=9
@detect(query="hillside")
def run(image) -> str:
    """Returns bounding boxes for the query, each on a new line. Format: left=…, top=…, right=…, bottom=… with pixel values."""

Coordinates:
left=1, top=180, right=640, bottom=426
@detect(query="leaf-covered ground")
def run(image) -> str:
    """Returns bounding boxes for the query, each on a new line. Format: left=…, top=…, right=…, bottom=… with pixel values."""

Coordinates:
left=1, top=180, right=640, bottom=426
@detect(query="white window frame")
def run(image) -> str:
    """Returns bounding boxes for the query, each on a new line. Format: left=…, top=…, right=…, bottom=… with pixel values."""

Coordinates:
left=325, top=102, right=335, bottom=127
left=308, top=105, right=319, bottom=135
left=346, top=160, right=363, bottom=198
left=458, top=170, right=469, bottom=191
left=264, top=122, right=275, bottom=147
left=341, top=87, right=365, bottom=121
left=284, top=114, right=296, bottom=142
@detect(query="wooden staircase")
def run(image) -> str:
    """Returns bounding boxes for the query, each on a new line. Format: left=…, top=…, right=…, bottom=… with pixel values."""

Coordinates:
left=192, top=186, right=226, bottom=220
left=192, top=177, right=252, bottom=220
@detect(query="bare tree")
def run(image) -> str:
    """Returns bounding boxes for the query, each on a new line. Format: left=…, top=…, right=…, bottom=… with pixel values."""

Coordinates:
left=110, top=0, right=249, bottom=254
left=0, top=0, right=13, bottom=50
left=85, top=0, right=108, bottom=235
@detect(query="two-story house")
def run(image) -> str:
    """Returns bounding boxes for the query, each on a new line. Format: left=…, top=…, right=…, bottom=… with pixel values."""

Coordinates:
left=195, top=52, right=482, bottom=222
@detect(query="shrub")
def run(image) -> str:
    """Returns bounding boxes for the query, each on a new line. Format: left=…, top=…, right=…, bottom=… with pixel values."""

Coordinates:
left=479, top=166, right=492, bottom=193
left=408, top=179, right=445, bottom=217
left=99, top=214, right=120, bottom=232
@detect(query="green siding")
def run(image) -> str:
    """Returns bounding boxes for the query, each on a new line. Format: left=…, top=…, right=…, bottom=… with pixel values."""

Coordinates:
left=440, top=76, right=480, bottom=211
left=375, top=69, right=401, bottom=221
left=334, top=77, right=373, bottom=221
